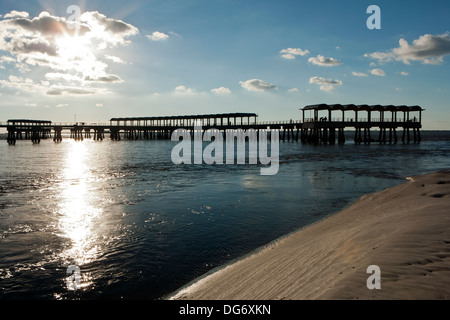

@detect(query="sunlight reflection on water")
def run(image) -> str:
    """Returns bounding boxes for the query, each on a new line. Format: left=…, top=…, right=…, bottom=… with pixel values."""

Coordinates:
left=56, top=141, right=102, bottom=290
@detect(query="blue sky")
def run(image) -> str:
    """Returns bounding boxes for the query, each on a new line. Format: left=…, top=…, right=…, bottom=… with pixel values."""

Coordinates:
left=0, top=0, right=449, bottom=129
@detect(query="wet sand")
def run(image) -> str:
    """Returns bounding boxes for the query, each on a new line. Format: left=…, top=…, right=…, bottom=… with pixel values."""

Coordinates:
left=169, top=169, right=450, bottom=300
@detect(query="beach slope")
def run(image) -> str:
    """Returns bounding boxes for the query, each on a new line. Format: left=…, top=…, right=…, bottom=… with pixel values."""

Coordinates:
left=169, top=170, right=450, bottom=300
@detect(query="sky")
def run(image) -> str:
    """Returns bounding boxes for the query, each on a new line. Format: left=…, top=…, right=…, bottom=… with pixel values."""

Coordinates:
left=0, top=0, right=449, bottom=129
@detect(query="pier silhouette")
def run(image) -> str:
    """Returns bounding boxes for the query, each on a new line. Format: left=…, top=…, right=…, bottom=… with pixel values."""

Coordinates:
left=301, top=104, right=423, bottom=144
left=1, top=105, right=423, bottom=145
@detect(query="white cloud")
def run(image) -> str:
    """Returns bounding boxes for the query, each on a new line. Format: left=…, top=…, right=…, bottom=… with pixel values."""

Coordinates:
left=280, top=48, right=309, bottom=59
left=319, top=85, right=336, bottom=91
left=4, top=10, right=29, bottom=19
left=239, top=79, right=277, bottom=92
left=309, top=76, right=343, bottom=85
left=370, top=68, right=386, bottom=76
left=146, top=31, right=169, bottom=41
left=168, top=31, right=181, bottom=38
left=365, top=33, right=450, bottom=65
left=0, top=56, right=15, bottom=63
left=25, top=103, right=37, bottom=107
left=96, top=103, right=103, bottom=107
left=0, top=75, right=39, bottom=92
left=45, top=72, right=83, bottom=83
left=280, top=53, right=296, bottom=60
left=105, top=55, right=126, bottom=64
left=174, top=85, right=195, bottom=94
left=0, top=75, right=102, bottom=96
left=287, top=88, right=299, bottom=93
left=400, top=71, right=409, bottom=76
left=46, top=86, right=100, bottom=96
left=211, top=86, right=231, bottom=95
left=309, top=76, right=342, bottom=91
left=352, top=71, right=368, bottom=77
left=80, top=11, right=139, bottom=46
left=308, top=55, right=342, bottom=66
left=395, top=88, right=402, bottom=91
left=0, top=55, right=14, bottom=69
left=85, top=74, right=123, bottom=83
left=56, top=103, right=69, bottom=108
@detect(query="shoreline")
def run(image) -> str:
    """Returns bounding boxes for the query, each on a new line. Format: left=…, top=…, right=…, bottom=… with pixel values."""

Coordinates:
left=168, top=169, right=450, bottom=300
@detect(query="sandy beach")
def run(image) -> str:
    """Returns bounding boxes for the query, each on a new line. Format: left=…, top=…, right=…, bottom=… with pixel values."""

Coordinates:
left=169, top=169, right=450, bottom=300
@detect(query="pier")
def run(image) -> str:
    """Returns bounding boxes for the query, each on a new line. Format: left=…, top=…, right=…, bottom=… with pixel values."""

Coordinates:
left=0, top=105, right=423, bottom=145
left=4, top=119, right=52, bottom=145
left=301, top=104, right=423, bottom=144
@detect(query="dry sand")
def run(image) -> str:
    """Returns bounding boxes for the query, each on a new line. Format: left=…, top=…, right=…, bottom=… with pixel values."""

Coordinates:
left=169, top=169, right=450, bottom=300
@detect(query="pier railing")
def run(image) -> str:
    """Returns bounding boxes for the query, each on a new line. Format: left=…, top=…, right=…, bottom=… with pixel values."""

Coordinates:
left=0, top=122, right=110, bottom=127
left=52, top=122, right=110, bottom=126
left=303, top=118, right=421, bottom=123
left=255, top=120, right=302, bottom=125
left=106, top=120, right=303, bottom=127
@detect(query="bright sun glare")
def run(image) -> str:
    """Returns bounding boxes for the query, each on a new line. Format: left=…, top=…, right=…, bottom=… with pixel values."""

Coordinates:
left=56, top=34, right=91, bottom=61
left=55, top=33, right=100, bottom=78
left=58, top=141, right=103, bottom=268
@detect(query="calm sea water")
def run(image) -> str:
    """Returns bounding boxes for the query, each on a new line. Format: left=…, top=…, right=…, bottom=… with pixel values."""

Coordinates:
left=0, top=131, right=449, bottom=300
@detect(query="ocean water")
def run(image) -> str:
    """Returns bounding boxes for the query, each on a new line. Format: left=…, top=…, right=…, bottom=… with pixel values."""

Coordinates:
left=0, top=131, right=449, bottom=300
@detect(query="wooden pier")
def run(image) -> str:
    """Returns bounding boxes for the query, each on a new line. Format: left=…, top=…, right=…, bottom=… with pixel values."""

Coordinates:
left=4, top=119, right=52, bottom=145
left=1, top=105, right=423, bottom=145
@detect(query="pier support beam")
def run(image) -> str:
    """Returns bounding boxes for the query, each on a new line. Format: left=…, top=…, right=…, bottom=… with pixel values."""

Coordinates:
left=7, top=127, right=16, bottom=145
left=31, top=129, right=41, bottom=144
left=71, top=128, right=84, bottom=141
left=53, top=127, right=62, bottom=143
left=93, top=128, right=104, bottom=141
left=110, top=128, right=121, bottom=141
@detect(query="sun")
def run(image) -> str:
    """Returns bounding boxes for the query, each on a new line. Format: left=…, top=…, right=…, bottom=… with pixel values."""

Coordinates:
left=55, top=33, right=100, bottom=78
left=56, top=33, right=92, bottom=60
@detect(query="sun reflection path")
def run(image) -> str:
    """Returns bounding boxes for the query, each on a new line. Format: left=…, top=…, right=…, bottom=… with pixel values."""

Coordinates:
left=56, top=141, right=104, bottom=289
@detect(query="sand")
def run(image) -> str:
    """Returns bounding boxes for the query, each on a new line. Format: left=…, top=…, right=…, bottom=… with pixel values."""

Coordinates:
left=168, top=169, right=450, bottom=300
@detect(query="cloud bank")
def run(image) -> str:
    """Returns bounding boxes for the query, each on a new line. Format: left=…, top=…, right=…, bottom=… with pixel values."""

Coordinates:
left=0, top=10, right=138, bottom=95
